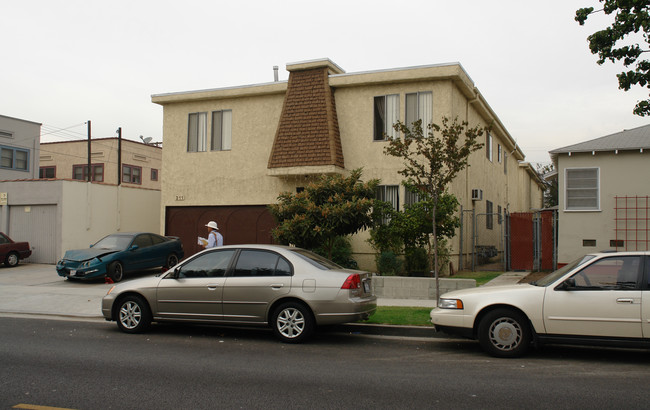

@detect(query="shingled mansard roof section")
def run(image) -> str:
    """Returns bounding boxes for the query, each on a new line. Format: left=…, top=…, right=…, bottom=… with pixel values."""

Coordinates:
left=550, top=124, right=650, bottom=157
left=267, top=59, right=345, bottom=174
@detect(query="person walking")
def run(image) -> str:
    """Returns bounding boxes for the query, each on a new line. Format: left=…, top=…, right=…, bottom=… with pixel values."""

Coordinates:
left=203, top=221, right=224, bottom=248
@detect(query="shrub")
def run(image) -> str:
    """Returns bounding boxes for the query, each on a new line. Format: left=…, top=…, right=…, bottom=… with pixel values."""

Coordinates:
left=313, top=236, right=358, bottom=269
left=376, top=251, right=403, bottom=276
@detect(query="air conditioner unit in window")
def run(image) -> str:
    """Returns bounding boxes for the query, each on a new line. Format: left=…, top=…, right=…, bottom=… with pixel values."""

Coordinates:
left=471, top=189, right=483, bottom=201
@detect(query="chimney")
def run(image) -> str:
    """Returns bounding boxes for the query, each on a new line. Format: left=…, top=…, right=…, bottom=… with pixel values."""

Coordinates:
left=273, top=66, right=279, bottom=82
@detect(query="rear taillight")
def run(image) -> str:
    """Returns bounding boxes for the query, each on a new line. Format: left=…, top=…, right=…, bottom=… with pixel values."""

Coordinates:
left=341, top=274, right=361, bottom=289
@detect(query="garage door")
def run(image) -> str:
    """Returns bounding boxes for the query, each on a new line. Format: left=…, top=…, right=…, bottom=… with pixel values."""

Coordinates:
left=8, top=204, right=57, bottom=264
left=165, top=205, right=277, bottom=258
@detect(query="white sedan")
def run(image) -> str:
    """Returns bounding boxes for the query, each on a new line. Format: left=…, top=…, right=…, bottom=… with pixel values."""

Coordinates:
left=430, top=251, right=650, bottom=357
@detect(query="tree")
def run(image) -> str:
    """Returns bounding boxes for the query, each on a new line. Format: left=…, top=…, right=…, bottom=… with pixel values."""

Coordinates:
left=576, top=1, right=650, bottom=116
left=384, top=117, right=485, bottom=300
left=268, top=168, right=379, bottom=260
left=535, top=163, right=558, bottom=208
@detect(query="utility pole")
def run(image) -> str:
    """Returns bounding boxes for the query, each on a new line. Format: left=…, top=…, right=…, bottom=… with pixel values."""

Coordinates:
left=117, top=127, right=122, bottom=185
left=87, top=120, right=92, bottom=182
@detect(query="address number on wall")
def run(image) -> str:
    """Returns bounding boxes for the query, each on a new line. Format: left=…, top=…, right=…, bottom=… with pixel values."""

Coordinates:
left=175, top=195, right=185, bottom=201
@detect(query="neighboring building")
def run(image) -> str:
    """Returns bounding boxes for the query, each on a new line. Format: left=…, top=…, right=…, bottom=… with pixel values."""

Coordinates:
left=153, top=58, right=544, bottom=269
left=550, top=124, right=650, bottom=265
left=0, top=114, right=41, bottom=180
left=39, top=138, right=162, bottom=190
left=0, top=179, right=161, bottom=263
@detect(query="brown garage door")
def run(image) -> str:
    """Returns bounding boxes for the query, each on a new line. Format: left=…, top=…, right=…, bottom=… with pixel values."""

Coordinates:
left=165, top=205, right=277, bottom=258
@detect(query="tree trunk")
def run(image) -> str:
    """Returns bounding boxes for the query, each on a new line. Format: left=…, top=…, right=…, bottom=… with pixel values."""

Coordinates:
left=432, top=202, right=439, bottom=302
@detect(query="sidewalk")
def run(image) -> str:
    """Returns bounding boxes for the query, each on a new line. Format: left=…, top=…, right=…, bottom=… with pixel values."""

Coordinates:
left=0, top=263, right=529, bottom=318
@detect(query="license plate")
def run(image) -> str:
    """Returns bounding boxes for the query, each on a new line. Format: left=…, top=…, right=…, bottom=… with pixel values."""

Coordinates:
left=68, top=269, right=76, bottom=276
left=363, top=280, right=370, bottom=293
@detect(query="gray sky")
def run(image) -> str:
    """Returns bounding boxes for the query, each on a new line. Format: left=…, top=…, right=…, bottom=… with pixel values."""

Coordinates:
left=3, top=0, right=648, bottom=165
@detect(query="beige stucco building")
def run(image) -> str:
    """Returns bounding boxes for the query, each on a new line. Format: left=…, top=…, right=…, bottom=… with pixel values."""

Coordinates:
left=40, top=138, right=162, bottom=190
left=550, top=124, right=650, bottom=265
left=153, top=59, right=544, bottom=269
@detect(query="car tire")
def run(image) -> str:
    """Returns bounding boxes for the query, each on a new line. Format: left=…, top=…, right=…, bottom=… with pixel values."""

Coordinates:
left=108, top=261, right=124, bottom=282
left=271, top=302, right=314, bottom=343
left=116, top=295, right=152, bottom=333
left=5, top=252, right=19, bottom=267
left=166, top=253, right=179, bottom=269
left=478, top=308, right=531, bottom=358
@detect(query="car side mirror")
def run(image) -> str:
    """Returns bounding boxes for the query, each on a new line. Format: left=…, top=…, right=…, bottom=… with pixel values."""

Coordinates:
left=129, top=245, right=139, bottom=251
left=556, top=277, right=576, bottom=290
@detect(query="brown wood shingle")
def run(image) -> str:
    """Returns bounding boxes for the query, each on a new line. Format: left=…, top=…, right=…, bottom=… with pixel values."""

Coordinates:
left=268, top=66, right=345, bottom=170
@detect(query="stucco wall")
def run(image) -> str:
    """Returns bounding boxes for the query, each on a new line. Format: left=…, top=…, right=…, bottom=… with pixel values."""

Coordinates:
left=0, top=179, right=161, bottom=262
left=40, top=138, right=162, bottom=190
left=155, top=62, right=544, bottom=271
left=556, top=150, right=650, bottom=264
left=0, top=115, right=41, bottom=180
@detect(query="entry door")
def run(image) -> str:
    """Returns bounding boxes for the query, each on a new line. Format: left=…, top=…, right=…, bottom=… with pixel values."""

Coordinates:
left=222, top=249, right=292, bottom=324
left=544, top=255, right=643, bottom=338
left=155, top=249, right=236, bottom=321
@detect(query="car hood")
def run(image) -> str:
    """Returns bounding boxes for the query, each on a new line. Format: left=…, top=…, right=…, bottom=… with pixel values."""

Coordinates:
left=439, top=283, right=536, bottom=299
left=62, top=248, right=119, bottom=262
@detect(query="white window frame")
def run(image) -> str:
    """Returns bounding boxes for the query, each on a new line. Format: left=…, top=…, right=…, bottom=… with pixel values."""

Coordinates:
left=211, top=110, right=232, bottom=151
left=405, top=91, right=433, bottom=133
left=565, top=167, right=600, bottom=211
left=373, top=95, right=399, bottom=141
left=486, top=132, right=493, bottom=162
left=188, top=112, right=208, bottom=152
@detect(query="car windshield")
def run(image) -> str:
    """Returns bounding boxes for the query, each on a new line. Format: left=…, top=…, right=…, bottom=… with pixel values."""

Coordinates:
left=290, top=248, right=342, bottom=270
left=532, top=254, right=597, bottom=286
left=93, top=235, right=134, bottom=250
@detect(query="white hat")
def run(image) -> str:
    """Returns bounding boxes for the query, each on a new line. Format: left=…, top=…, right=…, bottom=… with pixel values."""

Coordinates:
left=205, top=221, right=219, bottom=230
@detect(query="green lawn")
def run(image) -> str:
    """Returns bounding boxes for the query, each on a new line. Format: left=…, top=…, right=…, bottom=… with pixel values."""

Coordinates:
left=362, top=306, right=434, bottom=327
left=452, top=270, right=502, bottom=286
left=362, top=271, right=505, bottom=326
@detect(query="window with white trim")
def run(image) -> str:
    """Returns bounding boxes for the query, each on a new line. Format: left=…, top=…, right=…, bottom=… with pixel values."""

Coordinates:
left=188, top=112, right=208, bottom=152
left=405, top=91, right=432, bottom=133
left=373, top=95, right=399, bottom=140
left=376, top=185, right=399, bottom=224
left=211, top=110, right=232, bottom=151
left=565, top=168, right=599, bottom=210
left=486, top=132, right=493, bottom=162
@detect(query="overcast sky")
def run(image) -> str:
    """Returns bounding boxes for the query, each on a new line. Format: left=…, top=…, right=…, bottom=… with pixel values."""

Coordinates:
left=3, top=0, right=648, bottom=165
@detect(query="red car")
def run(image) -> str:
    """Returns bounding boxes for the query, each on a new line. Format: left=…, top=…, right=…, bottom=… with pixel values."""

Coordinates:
left=0, top=232, right=32, bottom=267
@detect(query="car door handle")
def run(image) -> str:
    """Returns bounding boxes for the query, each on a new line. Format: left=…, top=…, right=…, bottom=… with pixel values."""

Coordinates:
left=616, top=298, right=634, bottom=304
left=270, top=284, right=284, bottom=289
left=207, top=284, right=221, bottom=290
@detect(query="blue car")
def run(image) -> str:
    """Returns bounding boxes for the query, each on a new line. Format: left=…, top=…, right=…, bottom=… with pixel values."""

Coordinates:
left=56, top=232, right=184, bottom=282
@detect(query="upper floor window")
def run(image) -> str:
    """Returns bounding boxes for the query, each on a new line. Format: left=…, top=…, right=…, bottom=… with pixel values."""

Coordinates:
left=373, top=95, right=399, bottom=141
left=405, top=91, right=432, bottom=133
left=497, top=144, right=502, bottom=163
left=504, top=152, right=508, bottom=174
left=0, top=146, right=29, bottom=171
left=565, top=168, right=599, bottom=211
left=39, top=166, right=56, bottom=178
left=486, top=132, right=493, bottom=162
left=188, top=112, right=208, bottom=152
left=211, top=110, right=232, bottom=151
left=151, top=168, right=159, bottom=181
left=122, top=164, right=142, bottom=184
left=73, top=164, right=103, bottom=182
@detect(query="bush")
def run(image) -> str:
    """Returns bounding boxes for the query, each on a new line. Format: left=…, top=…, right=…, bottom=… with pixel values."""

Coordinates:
left=313, top=236, right=358, bottom=269
left=405, top=247, right=429, bottom=276
left=376, top=251, right=403, bottom=276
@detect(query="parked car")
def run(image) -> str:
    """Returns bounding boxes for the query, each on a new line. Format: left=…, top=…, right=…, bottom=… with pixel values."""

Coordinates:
left=102, top=244, right=376, bottom=343
left=56, top=232, right=184, bottom=282
left=0, top=232, right=32, bottom=267
left=431, top=251, right=650, bottom=357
